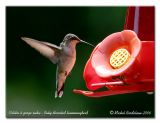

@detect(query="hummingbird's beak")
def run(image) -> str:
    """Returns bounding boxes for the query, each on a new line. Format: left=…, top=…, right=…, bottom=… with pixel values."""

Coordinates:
left=80, top=40, right=95, bottom=47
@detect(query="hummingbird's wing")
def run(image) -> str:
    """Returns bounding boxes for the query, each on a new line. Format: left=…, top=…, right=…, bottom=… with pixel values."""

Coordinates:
left=21, top=37, right=62, bottom=64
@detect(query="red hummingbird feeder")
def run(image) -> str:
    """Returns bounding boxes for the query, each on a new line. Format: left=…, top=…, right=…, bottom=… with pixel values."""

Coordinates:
left=73, top=7, right=154, bottom=97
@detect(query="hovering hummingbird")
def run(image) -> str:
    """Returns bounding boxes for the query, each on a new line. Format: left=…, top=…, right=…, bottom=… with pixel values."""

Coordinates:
left=21, top=34, right=94, bottom=98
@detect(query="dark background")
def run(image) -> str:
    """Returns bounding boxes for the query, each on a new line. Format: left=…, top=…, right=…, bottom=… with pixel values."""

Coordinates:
left=6, top=7, right=154, bottom=118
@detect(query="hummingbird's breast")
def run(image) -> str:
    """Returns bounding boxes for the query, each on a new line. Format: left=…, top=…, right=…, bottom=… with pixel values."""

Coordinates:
left=58, top=47, right=76, bottom=76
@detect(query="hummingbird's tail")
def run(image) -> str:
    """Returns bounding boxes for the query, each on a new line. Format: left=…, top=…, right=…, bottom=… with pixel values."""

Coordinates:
left=55, top=84, right=64, bottom=98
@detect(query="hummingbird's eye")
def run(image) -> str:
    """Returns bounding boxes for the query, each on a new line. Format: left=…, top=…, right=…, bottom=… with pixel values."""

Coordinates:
left=70, top=36, right=80, bottom=41
left=67, top=36, right=73, bottom=40
left=70, top=36, right=73, bottom=39
left=63, top=34, right=80, bottom=41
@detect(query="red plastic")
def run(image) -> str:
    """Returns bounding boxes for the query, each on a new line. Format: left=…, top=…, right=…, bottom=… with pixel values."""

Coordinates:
left=73, top=30, right=154, bottom=97
left=73, top=7, right=154, bottom=97
left=124, top=7, right=154, bottom=41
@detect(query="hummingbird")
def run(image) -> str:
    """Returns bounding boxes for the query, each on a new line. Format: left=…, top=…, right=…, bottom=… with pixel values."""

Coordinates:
left=21, top=34, right=94, bottom=98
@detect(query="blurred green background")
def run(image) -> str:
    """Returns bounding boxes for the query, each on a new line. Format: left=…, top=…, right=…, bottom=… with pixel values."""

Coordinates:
left=6, top=7, right=154, bottom=118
